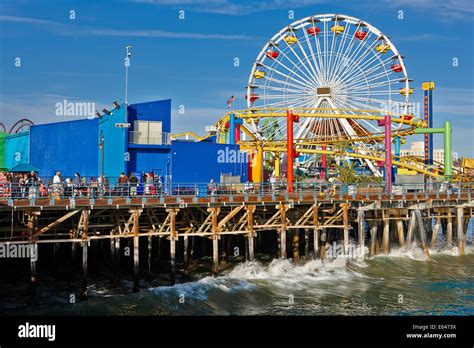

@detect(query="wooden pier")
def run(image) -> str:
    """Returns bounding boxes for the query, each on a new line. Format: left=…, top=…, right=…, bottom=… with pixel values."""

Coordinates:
left=0, top=188, right=473, bottom=299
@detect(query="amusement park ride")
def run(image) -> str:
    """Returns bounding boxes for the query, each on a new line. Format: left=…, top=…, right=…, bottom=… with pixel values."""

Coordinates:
left=199, top=14, right=470, bottom=189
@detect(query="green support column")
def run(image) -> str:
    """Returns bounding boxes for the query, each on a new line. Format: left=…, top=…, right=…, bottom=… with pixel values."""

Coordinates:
left=414, top=121, right=452, bottom=182
left=444, top=121, right=452, bottom=181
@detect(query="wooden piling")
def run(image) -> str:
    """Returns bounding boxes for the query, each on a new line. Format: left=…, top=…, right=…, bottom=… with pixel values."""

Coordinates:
left=406, top=210, right=416, bottom=248
left=414, top=209, right=430, bottom=258
left=456, top=207, right=465, bottom=256
left=169, top=209, right=178, bottom=285
left=293, top=230, right=300, bottom=263
left=279, top=205, right=287, bottom=258
left=382, top=218, right=389, bottom=255
left=247, top=206, right=255, bottom=261
left=431, top=216, right=441, bottom=249
left=81, top=241, right=88, bottom=300
left=342, top=203, right=349, bottom=254
left=313, top=205, right=319, bottom=259
left=369, top=222, right=378, bottom=256
left=210, top=207, right=220, bottom=275
left=183, top=234, right=189, bottom=276
left=132, top=210, right=140, bottom=293
left=396, top=214, right=405, bottom=247
left=81, top=209, right=89, bottom=300
left=27, top=213, right=38, bottom=302
left=147, top=235, right=152, bottom=272
left=446, top=210, right=453, bottom=248
left=357, top=209, right=365, bottom=258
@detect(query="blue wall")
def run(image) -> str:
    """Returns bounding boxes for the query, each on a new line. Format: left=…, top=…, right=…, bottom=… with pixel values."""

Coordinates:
left=129, top=147, right=170, bottom=176
left=5, top=132, right=30, bottom=170
left=128, top=99, right=171, bottom=133
left=98, top=106, right=126, bottom=178
left=171, top=141, right=248, bottom=183
left=30, top=119, right=98, bottom=178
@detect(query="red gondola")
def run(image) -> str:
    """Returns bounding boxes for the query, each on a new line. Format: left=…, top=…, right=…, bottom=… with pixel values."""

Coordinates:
left=265, top=51, right=279, bottom=59
left=306, top=27, right=320, bottom=35
left=354, top=30, right=367, bottom=40
left=402, top=114, right=414, bottom=121
left=245, top=94, right=260, bottom=103
left=390, top=63, right=403, bottom=73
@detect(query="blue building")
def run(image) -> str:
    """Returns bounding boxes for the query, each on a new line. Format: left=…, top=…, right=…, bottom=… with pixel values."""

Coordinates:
left=2, top=99, right=248, bottom=184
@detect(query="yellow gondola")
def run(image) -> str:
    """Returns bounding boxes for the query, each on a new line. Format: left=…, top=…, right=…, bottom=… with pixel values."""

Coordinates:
left=399, top=87, right=414, bottom=96
left=375, top=43, right=391, bottom=53
left=331, top=25, right=345, bottom=34
left=253, top=70, right=266, bottom=79
left=284, top=35, right=298, bottom=45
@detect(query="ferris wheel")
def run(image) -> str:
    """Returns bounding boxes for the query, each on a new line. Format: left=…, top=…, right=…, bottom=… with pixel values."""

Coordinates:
left=244, top=14, right=413, bottom=148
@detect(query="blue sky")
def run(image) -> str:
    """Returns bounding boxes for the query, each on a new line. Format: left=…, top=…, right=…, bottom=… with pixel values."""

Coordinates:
left=0, top=0, right=473, bottom=156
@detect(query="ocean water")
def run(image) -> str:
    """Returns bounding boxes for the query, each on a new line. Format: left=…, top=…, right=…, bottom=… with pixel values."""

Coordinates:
left=2, top=219, right=473, bottom=316
left=2, top=244, right=473, bottom=316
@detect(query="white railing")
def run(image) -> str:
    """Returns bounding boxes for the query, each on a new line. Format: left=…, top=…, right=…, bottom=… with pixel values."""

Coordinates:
left=129, top=131, right=171, bottom=145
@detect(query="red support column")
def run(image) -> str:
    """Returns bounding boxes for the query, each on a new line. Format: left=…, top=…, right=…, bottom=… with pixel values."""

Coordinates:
left=286, top=110, right=299, bottom=192
left=321, top=145, right=327, bottom=180
left=235, top=124, right=241, bottom=143
left=384, top=115, right=392, bottom=193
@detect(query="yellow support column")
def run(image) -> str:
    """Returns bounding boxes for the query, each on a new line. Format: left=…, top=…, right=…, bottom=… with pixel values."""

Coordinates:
left=274, top=153, right=281, bottom=178
left=252, top=141, right=263, bottom=183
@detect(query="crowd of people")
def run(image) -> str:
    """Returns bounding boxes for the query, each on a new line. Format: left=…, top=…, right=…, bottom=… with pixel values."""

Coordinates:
left=0, top=171, right=165, bottom=199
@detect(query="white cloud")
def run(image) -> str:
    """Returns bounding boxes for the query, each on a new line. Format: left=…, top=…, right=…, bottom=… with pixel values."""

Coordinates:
left=382, top=0, right=473, bottom=22
left=77, top=28, right=253, bottom=40
left=0, top=14, right=253, bottom=40
left=132, top=0, right=328, bottom=15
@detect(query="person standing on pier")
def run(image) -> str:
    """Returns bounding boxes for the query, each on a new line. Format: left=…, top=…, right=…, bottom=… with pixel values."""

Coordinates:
left=129, top=173, right=138, bottom=197
left=53, top=171, right=62, bottom=199
left=118, top=172, right=128, bottom=196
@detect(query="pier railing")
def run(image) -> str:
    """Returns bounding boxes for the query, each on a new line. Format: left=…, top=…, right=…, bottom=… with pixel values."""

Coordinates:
left=0, top=179, right=472, bottom=201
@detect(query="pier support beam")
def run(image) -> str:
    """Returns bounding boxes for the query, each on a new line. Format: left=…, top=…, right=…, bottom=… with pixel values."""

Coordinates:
left=406, top=210, right=416, bottom=248
left=304, top=229, right=309, bottom=257
left=279, top=205, right=287, bottom=258
left=396, top=214, right=405, bottom=247
left=81, top=241, right=88, bottom=300
left=313, top=205, right=320, bottom=258
left=446, top=211, right=453, bottom=248
left=342, top=204, right=349, bottom=254
left=168, top=209, right=178, bottom=285
left=382, top=218, right=389, bottom=255
left=369, top=222, right=378, bottom=257
left=210, top=207, right=220, bottom=276
left=357, top=209, right=365, bottom=258
left=27, top=212, right=38, bottom=303
left=293, top=230, right=300, bottom=263
left=183, top=235, right=189, bottom=276
left=81, top=209, right=89, bottom=300
left=246, top=205, right=256, bottom=262
left=132, top=209, right=141, bottom=293
left=431, top=216, right=441, bottom=249
left=456, top=207, right=465, bottom=256
left=147, top=235, right=152, bottom=273
left=414, top=209, right=430, bottom=258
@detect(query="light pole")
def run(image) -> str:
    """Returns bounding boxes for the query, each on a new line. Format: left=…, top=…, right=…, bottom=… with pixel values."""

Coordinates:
left=99, top=133, right=105, bottom=181
left=124, top=46, right=132, bottom=174
left=125, top=46, right=132, bottom=113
